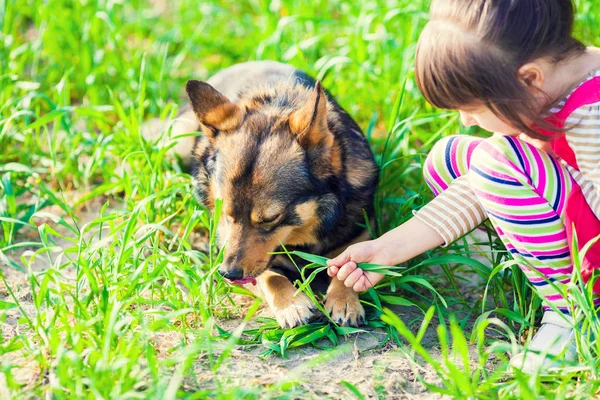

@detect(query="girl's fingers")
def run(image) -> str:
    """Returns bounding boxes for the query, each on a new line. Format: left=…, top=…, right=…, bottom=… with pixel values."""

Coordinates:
left=336, top=261, right=357, bottom=281
left=366, top=272, right=384, bottom=288
left=327, top=250, right=351, bottom=267
left=327, top=266, right=339, bottom=277
left=353, top=275, right=368, bottom=292
left=344, top=267, right=364, bottom=288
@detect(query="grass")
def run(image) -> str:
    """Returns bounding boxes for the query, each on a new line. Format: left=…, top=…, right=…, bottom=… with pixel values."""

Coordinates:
left=1, top=0, right=600, bottom=398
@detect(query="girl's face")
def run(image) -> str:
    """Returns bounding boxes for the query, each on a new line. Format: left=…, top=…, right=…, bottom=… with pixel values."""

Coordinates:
left=458, top=106, right=521, bottom=136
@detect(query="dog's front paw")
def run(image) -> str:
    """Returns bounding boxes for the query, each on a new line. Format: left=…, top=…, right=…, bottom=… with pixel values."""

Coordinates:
left=272, top=292, right=317, bottom=329
left=324, top=289, right=365, bottom=327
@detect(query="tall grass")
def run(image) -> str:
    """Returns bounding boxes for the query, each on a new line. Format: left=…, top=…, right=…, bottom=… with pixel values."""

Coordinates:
left=1, top=0, right=600, bottom=398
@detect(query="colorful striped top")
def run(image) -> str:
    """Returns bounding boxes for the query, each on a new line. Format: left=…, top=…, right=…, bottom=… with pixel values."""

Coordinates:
left=415, top=68, right=600, bottom=247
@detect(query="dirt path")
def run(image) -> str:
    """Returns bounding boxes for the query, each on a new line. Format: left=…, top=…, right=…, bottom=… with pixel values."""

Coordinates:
left=202, top=311, right=451, bottom=399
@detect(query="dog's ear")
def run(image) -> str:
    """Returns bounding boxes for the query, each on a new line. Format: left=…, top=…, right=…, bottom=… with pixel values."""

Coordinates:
left=186, top=80, right=244, bottom=139
left=289, top=82, right=333, bottom=148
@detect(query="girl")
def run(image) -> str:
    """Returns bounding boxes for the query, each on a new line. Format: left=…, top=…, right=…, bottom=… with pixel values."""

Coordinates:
left=327, top=0, right=600, bottom=373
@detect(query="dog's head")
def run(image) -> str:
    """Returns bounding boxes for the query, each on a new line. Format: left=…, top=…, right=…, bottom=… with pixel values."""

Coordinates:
left=186, top=79, right=343, bottom=284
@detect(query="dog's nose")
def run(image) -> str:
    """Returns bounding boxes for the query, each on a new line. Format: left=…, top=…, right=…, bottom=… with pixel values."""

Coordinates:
left=218, top=267, right=244, bottom=281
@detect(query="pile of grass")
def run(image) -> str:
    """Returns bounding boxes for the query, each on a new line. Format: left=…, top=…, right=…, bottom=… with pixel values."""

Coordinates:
left=2, top=0, right=600, bottom=398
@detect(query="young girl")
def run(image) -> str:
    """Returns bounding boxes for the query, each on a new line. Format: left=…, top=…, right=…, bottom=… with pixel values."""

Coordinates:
left=327, top=0, right=600, bottom=373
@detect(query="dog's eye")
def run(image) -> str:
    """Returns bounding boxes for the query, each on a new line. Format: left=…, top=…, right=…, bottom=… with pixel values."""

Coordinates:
left=257, top=213, right=284, bottom=230
left=261, top=215, right=281, bottom=224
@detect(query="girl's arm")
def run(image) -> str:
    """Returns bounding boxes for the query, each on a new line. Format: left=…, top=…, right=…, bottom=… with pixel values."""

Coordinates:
left=330, top=170, right=489, bottom=291
left=327, top=217, right=445, bottom=292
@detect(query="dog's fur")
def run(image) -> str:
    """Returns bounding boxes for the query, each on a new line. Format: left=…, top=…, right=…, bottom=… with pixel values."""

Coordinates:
left=171, top=61, right=378, bottom=328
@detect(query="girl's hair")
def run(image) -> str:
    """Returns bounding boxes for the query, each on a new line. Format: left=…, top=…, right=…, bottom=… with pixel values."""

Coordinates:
left=415, top=0, right=585, bottom=139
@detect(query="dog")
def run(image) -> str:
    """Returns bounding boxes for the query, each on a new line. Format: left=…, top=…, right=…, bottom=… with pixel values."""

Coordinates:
left=168, top=61, right=378, bottom=328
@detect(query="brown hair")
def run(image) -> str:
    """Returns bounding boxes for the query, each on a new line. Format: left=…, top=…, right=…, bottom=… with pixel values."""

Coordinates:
left=415, top=0, right=586, bottom=139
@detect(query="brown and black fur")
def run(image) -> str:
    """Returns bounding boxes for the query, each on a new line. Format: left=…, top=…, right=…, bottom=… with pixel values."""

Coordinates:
left=181, top=61, right=378, bottom=328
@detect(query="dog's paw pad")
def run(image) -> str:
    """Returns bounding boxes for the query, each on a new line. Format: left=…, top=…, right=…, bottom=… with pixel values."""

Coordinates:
left=273, top=293, right=317, bottom=329
left=325, top=293, right=365, bottom=327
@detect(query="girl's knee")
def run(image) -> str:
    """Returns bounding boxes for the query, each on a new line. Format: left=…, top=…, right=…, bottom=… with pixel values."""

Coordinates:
left=423, top=135, right=464, bottom=193
left=468, top=135, right=523, bottom=189
left=424, top=134, right=472, bottom=177
left=469, top=135, right=518, bottom=171
left=425, top=136, right=457, bottom=168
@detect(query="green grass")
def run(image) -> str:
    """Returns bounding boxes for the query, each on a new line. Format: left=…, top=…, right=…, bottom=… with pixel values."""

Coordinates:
left=2, top=0, right=600, bottom=398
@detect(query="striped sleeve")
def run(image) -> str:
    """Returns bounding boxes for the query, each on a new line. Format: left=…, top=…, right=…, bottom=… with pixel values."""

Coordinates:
left=413, top=175, right=488, bottom=246
left=564, top=102, right=600, bottom=219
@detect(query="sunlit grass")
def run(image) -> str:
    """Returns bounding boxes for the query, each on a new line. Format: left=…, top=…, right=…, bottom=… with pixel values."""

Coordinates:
left=2, top=0, right=600, bottom=398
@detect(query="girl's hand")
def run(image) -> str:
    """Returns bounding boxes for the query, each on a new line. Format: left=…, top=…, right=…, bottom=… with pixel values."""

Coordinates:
left=326, top=240, right=389, bottom=292
left=326, top=217, right=445, bottom=293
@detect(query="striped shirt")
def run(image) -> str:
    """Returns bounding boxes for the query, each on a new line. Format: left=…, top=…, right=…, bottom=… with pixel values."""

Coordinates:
left=415, top=69, right=600, bottom=246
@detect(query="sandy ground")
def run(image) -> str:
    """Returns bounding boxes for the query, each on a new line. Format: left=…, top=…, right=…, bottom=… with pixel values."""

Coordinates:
left=0, top=200, right=497, bottom=399
left=200, top=310, right=456, bottom=399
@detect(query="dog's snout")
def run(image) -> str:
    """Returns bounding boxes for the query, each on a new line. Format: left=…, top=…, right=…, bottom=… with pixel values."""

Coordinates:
left=218, top=267, right=244, bottom=281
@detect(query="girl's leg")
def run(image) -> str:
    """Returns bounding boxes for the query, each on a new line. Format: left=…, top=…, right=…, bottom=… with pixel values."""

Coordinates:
left=468, top=135, right=599, bottom=312
left=426, top=134, right=588, bottom=372
left=421, top=135, right=488, bottom=243
left=424, top=135, right=483, bottom=195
